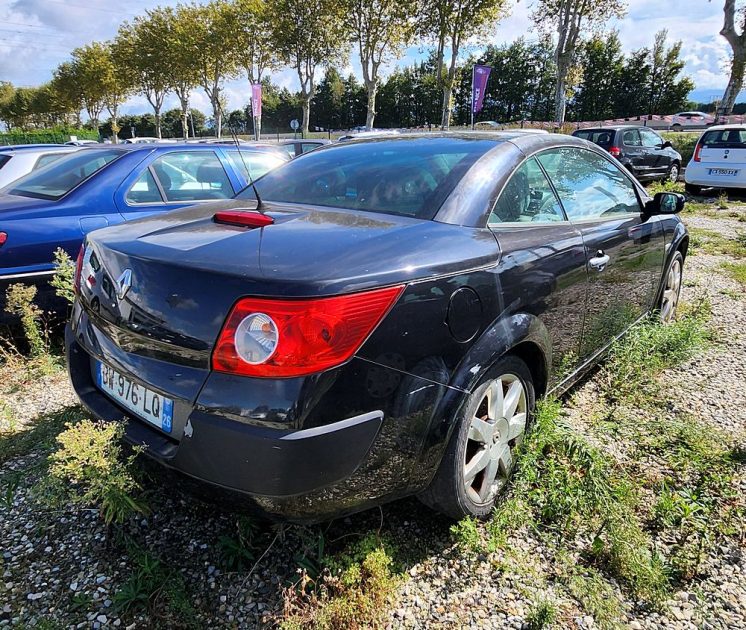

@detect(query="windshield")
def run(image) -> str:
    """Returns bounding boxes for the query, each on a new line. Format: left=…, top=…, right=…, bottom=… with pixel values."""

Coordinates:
left=5, top=149, right=123, bottom=200
left=574, top=129, right=614, bottom=148
left=237, top=137, right=496, bottom=219
left=701, top=129, right=746, bottom=148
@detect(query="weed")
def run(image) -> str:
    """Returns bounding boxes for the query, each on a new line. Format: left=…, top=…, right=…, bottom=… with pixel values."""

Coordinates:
left=50, top=247, right=76, bottom=304
left=46, top=419, right=148, bottom=526
left=720, top=261, right=746, bottom=285
left=115, top=543, right=197, bottom=626
left=526, top=598, right=557, bottom=629
left=218, top=515, right=262, bottom=571
left=4, top=283, right=47, bottom=357
left=686, top=227, right=746, bottom=258
left=0, top=406, right=82, bottom=465
left=281, top=533, right=401, bottom=630
left=450, top=516, right=482, bottom=553
left=601, top=300, right=711, bottom=402
left=567, top=568, right=622, bottom=629
left=647, top=180, right=684, bottom=196
left=717, top=191, right=729, bottom=209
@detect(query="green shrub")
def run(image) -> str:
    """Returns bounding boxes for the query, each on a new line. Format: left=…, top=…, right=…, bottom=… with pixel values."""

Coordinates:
left=50, top=247, right=76, bottom=304
left=660, top=131, right=699, bottom=166
left=4, top=283, right=46, bottom=356
left=47, top=419, right=147, bottom=526
left=0, top=127, right=98, bottom=146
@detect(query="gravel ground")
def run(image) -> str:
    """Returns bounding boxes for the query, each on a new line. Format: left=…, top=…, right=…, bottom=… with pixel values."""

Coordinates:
left=1, top=204, right=744, bottom=629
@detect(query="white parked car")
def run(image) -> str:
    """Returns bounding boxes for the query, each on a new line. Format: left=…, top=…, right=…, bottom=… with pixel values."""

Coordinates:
left=684, top=124, right=746, bottom=195
left=670, top=111, right=715, bottom=132
left=0, top=144, right=81, bottom=188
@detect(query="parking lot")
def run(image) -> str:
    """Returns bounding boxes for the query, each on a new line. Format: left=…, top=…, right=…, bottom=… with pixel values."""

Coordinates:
left=1, top=190, right=744, bottom=629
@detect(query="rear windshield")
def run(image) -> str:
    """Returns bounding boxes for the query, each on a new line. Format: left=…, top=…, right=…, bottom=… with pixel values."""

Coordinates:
left=5, top=149, right=122, bottom=200
left=700, top=129, right=746, bottom=148
left=0, top=154, right=10, bottom=170
left=238, top=138, right=495, bottom=219
left=574, top=130, right=615, bottom=148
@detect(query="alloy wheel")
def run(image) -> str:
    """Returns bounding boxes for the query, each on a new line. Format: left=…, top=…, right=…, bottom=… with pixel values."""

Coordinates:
left=462, top=374, right=527, bottom=505
left=669, top=164, right=680, bottom=182
left=661, top=257, right=682, bottom=323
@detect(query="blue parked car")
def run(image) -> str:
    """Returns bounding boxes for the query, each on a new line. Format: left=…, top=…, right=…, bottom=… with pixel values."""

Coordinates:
left=0, top=143, right=289, bottom=321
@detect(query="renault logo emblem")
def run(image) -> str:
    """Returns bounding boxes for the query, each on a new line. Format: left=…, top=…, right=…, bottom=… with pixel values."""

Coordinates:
left=116, top=269, right=132, bottom=300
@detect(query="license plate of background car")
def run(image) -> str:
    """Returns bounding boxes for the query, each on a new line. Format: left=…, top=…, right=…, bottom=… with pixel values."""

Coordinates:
left=95, top=360, right=174, bottom=433
left=709, top=168, right=738, bottom=176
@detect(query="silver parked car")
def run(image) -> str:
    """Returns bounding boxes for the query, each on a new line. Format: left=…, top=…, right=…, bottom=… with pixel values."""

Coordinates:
left=0, top=144, right=81, bottom=188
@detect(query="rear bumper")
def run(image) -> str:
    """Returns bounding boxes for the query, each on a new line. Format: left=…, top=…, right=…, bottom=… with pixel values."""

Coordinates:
left=684, top=163, right=746, bottom=188
left=65, top=313, right=435, bottom=522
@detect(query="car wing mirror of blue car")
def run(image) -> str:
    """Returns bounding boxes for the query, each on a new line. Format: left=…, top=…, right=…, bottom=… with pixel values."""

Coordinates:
left=645, top=191, right=685, bottom=215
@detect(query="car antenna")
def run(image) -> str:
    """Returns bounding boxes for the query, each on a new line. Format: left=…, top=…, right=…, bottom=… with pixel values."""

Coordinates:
left=217, top=99, right=264, bottom=213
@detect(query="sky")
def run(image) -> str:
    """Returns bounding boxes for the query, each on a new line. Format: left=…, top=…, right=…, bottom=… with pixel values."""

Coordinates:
left=0, top=0, right=736, bottom=117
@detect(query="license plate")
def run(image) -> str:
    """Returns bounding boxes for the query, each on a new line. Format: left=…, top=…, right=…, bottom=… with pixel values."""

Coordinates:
left=96, top=361, right=174, bottom=433
left=709, top=168, right=738, bottom=176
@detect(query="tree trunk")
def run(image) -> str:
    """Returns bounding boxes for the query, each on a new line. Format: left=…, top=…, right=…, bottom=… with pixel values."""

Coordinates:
left=301, top=94, right=311, bottom=136
left=722, top=52, right=746, bottom=116
left=554, top=55, right=571, bottom=126
left=365, top=81, right=377, bottom=129
left=154, top=107, right=162, bottom=139
left=212, top=97, right=222, bottom=138
left=440, top=85, right=452, bottom=130
left=178, top=95, right=189, bottom=139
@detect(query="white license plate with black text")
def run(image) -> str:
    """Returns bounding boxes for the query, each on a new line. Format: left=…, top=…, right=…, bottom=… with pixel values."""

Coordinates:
left=96, top=361, right=174, bottom=433
left=709, top=168, right=738, bottom=176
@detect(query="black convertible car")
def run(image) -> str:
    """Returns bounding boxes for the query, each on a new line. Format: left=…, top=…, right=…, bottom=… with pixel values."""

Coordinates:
left=66, top=133, right=688, bottom=521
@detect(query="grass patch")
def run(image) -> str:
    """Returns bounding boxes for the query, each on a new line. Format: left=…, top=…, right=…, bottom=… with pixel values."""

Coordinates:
left=600, top=300, right=711, bottom=402
left=0, top=406, right=84, bottom=465
left=566, top=568, right=622, bottom=630
left=720, top=261, right=746, bottom=285
left=281, top=532, right=402, bottom=630
left=114, top=543, right=197, bottom=627
left=687, top=227, right=746, bottom=258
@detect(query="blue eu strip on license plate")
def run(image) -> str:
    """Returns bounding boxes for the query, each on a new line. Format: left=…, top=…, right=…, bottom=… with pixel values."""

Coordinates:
left=96, top=361, right=174, bottom=433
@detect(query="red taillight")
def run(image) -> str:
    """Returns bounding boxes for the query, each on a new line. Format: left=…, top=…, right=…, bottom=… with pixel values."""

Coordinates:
left=73, top=244, right=85, bottom=294
left=693, top=143, right=702, bottom=162
left=212, top=285, right=404, bottom=378
left=214, top=210, right=274, bottom=228
left=608, top=146, right=621, bottom=157
left=0, top=232, right=6, bottom=247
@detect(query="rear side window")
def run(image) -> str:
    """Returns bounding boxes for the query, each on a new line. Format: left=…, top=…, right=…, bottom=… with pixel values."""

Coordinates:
left=701, top=129, right=746, bottom=148
left=126, top=169, right=162, bottom=204
left=537, top=148, right=641, bottom=220
left=622, top=130, right=641, bottom=146
left=574, top=130, right=614, bottom=148
left=226, top=151, right=287, bottom=181
left=301, top=143, right=321, bottom=154
left=489, top=157, right=565, bottom=224
left=34, top=153, right=67, bottom=170
left=151, top=151, right=233, bottom=202
left=0, top=154, right=10, bottom=170
left=6, top=149, right=121, bottom=200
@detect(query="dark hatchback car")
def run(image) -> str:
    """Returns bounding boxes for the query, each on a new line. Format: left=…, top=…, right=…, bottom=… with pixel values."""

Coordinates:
left=572, top=126, right=682, bottom=183
left=66, top=133, right=688, bottom=522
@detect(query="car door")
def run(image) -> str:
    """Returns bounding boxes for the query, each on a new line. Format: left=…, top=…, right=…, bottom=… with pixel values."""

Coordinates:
left=116, top=150, right=238, bottom=221
left=639, top=128, right=668, bottom=177
left=620, top=129, right=645, bottom=177
left=487, top=156, right=588, bottom=387
left=536, top=147, right=665, bottom=359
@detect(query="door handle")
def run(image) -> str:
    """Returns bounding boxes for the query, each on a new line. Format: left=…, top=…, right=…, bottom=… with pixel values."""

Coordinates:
left=589, top=250, right=610, bottom=272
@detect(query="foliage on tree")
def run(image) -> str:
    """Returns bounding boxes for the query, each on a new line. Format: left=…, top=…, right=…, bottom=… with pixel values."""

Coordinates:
left=645, top=30, right=694, bottom=117
left=572, top=32, right=625, bottom=122
left=344, top=0, right=417, bottom=128
left=419, top=0, right=510, bottom=129
left=114, top=10, right=175, bottom=139
left=532, top=0, right=627, bottom=125
left=270, top=0, right=347, bottom=134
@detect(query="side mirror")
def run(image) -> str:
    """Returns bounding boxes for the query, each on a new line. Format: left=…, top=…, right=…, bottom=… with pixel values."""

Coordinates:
left=661, top=140, right=673, bottom=149
left=646, top=192, right=685, bottom=215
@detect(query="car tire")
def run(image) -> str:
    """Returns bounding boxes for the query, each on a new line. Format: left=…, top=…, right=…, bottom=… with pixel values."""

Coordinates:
left=685, top=183, right=701, bottom=196
left=418, top=355, right=535, bottom=519
left=672, top=124, right=682, bottom=132
left=666, top=163, right=680, bottom=183
left=659, top=251, right=684, bottom=323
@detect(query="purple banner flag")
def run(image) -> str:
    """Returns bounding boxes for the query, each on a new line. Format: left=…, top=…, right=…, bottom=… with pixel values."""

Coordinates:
left=472, top=65, right=491, bottom=114
left=251, top=83, right=262, bottom=118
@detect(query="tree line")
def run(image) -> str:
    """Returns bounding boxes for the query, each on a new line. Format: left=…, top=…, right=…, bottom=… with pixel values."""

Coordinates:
left=0, top=0, right=723, bottom=139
